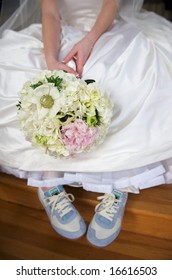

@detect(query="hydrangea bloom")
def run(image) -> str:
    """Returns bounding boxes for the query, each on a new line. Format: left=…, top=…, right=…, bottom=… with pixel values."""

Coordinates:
left=61, top=119, right=98, bottom=153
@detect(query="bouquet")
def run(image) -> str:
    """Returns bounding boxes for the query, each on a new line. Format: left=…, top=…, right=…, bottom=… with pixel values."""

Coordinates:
left=17, top=70, right=113, bottom=157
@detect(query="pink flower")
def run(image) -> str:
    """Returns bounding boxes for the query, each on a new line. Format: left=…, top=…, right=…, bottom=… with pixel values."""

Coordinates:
left=61, top=119, right=98, bottom=153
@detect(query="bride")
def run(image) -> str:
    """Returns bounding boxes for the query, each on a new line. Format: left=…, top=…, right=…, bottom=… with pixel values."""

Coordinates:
left=0, top=0, right=172, bottom=247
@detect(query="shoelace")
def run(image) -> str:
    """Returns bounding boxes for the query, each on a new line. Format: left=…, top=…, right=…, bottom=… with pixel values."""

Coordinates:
left=95, top=193, right=121, bottom=221
left=45, top=191, right=75, bottom=217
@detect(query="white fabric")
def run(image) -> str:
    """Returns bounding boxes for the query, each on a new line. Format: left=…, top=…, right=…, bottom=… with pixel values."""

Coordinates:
left=0, top=0, right=172, bottom=193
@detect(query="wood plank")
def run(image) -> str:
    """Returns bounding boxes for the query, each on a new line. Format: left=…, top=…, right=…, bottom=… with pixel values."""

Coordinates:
left=0, top=172, right=172, bottom=260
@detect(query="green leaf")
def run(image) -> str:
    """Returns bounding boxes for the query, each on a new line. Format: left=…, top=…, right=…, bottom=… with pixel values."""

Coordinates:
left=46, top=76, right=63, bottom=91
left=59, top=114, right=73, bottom=122
left=57, top=111, right=74, bottom=122
left=16, top=101, right=21, bottom=110
left=95, top=109, right=101, bottom=125
left=85, top=79, right=96, bottom=85
left=30, top=81, right=43, bottom=89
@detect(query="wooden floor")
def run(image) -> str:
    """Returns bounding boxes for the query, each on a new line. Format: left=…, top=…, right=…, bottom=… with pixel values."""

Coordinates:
left=0, top=172, right=172, bottom=260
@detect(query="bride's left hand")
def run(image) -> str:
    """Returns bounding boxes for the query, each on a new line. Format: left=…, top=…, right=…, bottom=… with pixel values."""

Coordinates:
left=63, top=37, right=94, bottom=77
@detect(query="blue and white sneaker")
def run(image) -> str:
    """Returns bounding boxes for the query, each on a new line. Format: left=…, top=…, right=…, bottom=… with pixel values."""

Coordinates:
left=38, top=185, right=86, bottom=239
left=87, top=190, right=128, bottom=247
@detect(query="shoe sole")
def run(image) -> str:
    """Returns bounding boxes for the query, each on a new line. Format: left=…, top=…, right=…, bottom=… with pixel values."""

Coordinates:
left=87, top=226, right=121, bottom=247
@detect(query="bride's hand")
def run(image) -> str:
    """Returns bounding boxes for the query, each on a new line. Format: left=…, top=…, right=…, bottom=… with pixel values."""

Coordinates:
left=46, top=59, right=78, bottom=75
left=63, top=37, right=94, bottom=77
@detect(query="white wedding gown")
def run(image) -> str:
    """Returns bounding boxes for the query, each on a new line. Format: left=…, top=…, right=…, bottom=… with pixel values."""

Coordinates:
left=0, top=0, right=172, bottom=193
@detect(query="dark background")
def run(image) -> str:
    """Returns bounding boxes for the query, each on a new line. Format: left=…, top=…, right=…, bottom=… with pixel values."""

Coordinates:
left=0, top=0, right=172, bottom=25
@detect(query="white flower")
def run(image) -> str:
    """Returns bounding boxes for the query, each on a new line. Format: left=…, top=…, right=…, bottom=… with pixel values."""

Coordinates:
left=33, top=84, right=61, bottom=119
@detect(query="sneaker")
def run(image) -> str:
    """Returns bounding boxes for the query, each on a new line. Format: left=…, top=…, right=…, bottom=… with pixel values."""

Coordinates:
left=38, top=185, right=86, bottom=239
left=87, top=190, right=128, bottom=247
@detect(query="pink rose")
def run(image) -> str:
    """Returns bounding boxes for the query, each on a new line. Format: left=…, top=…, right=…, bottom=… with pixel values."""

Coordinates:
left=61, top=119, right=98, bottom=153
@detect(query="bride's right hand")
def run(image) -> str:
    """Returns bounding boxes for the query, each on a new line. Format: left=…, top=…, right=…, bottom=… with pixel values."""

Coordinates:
left=46, top=59, right=78, bottom=75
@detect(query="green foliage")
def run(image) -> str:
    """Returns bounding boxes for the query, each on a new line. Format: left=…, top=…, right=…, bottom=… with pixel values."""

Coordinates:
left=46, top=76, right=63, bottom=91
left=16, top=101, right=21, bottom=110
left=30, top=81, right=43, bottom=89
left=85, top=79, right=96, bottom=85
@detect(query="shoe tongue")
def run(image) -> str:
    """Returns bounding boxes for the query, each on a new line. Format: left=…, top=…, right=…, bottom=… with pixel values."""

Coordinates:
left=44, top=185, right=64, bottom=197
left=112, top=190, right=122, bottom=199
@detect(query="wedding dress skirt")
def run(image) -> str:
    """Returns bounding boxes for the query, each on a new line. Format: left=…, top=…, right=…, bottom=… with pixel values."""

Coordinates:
left=0, top=0, right=172, bottom=193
